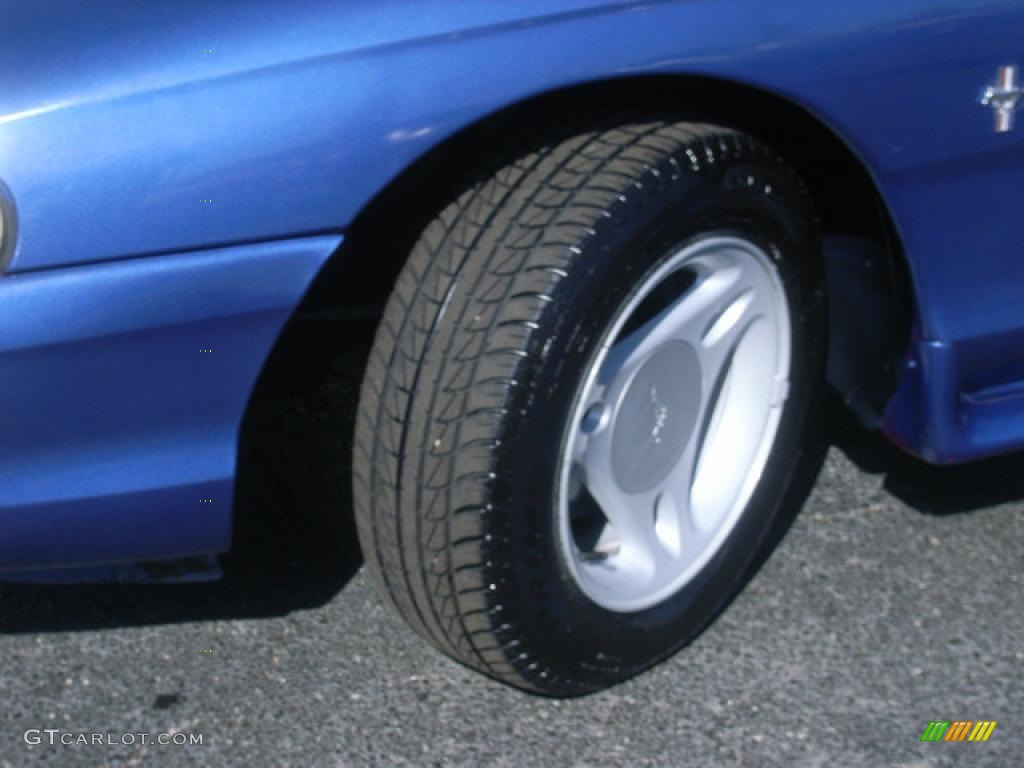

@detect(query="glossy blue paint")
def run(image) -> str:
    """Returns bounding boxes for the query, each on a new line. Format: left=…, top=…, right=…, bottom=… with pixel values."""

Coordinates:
left=1, top=1, right=1024, bottom=571
left=3, top=2, right=1022, bottom=344
left=884, top=330, right=1024, bottom=463
left=0, top=235, right=340, bottom=570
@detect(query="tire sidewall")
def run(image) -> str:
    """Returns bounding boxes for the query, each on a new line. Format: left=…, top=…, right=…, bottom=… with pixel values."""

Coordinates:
left=488, top=146, right=826, bottom=688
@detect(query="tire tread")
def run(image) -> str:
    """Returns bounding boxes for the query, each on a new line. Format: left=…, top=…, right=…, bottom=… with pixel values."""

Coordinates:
left=353, top=116, right=806, bottom=693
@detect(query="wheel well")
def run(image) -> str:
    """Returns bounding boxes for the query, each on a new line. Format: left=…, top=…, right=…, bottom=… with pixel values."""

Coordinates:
left=250, top=75, right=913, bottom=411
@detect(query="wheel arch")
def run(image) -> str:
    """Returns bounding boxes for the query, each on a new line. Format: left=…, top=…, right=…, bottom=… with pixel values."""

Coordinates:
left=250, top=73, right=914, bottom=417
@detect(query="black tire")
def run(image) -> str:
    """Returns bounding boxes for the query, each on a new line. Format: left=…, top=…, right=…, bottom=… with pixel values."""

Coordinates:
left=353, top=116, right=826, bottom=695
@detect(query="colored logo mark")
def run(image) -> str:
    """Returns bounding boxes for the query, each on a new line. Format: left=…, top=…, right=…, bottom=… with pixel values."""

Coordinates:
left=920, top=720, right=997, bottom=742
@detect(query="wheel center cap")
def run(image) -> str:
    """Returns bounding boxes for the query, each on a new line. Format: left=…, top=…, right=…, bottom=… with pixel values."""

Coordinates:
left=611, top=342, right=702, bottom=494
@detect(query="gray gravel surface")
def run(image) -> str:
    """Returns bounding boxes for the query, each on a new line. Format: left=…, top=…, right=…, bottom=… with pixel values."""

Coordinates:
left=1, top=342, right=1021, bottom=768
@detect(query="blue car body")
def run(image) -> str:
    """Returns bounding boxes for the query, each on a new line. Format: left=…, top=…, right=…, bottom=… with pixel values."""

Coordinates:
left=2, top=0, right=1022, bottom=573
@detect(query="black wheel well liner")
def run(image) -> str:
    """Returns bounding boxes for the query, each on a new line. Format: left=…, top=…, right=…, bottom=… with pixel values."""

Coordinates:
left=310, top=75, right=910, bottom=314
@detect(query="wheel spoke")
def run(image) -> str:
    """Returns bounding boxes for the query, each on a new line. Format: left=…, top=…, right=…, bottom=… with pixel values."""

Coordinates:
left=578, top=429, right=663, bottom=572
left=690, top=270, right=785, bottom=533
left=652, top=438, right=701, bottom=557
left=602, top=266, right=741, bottom=384
left=695, top=262, right=774, bottom=389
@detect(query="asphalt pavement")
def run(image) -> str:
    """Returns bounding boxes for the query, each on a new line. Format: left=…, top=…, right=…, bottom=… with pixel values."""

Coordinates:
left=1, top=341, right=1021, bottom=767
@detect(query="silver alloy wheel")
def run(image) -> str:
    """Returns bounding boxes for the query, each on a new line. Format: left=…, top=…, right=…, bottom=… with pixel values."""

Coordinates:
left=557, top=235, right=792, bottom=613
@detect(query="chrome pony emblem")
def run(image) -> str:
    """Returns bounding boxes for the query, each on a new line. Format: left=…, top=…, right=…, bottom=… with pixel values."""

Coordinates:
left=648, top=386, right=670, bottom=445
left=981, top=66, right=1022, bottom=134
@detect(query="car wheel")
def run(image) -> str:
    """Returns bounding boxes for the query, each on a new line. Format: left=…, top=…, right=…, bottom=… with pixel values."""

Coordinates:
left=353, top=116, right=826, bottom=695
